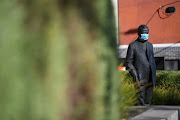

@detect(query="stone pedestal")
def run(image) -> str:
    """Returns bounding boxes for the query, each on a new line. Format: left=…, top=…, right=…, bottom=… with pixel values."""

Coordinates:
left=127, top=106, right=180, bottom=120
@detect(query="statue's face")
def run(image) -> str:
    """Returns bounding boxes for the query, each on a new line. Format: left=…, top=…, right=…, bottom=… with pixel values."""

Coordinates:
left=139, top=28, right=149, bottom=35
left=139, top=28, right=149, bottom=41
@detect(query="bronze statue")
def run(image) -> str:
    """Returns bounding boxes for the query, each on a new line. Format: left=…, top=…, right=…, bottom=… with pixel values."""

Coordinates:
left=126, top=25, right=156, bottom=106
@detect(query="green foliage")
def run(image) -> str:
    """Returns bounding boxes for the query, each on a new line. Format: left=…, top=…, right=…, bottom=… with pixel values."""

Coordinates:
left=119, top=71, right=180, bottom=106
left=0, top=0, right=120, bottom=120
left=156, top=71, right=180, bottom=89
left=151, top=86, right=180, bottom=105
left=151, top=71, right=180, bottom=105
left=119, top=71, right=138, bottom=118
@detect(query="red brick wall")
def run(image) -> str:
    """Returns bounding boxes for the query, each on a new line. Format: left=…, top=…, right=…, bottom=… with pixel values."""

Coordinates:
left=118, top=0, right=180, bottom=45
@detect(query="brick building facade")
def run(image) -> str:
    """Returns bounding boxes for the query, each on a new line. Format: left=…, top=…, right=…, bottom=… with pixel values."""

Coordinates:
left=118, top=0, right=180, bottom=70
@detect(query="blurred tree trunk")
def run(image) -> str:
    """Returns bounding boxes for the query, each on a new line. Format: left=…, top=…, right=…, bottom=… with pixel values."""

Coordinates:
left=0, top=0, right=120, bottom=120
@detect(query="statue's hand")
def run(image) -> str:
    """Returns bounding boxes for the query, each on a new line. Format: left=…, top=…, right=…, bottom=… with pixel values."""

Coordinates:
left=134, top=76, right=141, bottom=89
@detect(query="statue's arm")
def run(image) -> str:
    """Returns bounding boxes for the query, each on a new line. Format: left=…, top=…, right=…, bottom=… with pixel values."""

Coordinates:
left=151, top=44, right=156, bottom=70
left=125, top=44, right=138, bottom=78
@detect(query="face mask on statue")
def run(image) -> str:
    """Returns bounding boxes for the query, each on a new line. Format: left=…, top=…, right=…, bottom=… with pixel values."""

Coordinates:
left=141, top=34, right=149, bottom=41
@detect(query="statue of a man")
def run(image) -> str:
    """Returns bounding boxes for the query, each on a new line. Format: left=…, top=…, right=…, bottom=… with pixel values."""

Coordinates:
left=125, top=25, right=156, bottom=106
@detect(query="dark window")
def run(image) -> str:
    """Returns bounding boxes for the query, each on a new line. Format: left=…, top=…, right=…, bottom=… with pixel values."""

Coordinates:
left=155, top=57, right=164, bottom=70
left=164, top=60, right=179, bottom=71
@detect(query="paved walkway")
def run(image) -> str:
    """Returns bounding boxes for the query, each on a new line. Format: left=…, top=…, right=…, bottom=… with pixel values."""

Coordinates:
left=127, top=106, right=180, bottom=120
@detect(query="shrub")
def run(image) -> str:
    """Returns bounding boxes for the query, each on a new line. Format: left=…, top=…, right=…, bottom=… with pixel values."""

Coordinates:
left=151, top=71, right=180, bottom=105
left=0, top=1, right=119, bottom=120
left=156, top=71, right=180, bottom=89
left=119, top=70, right=180, bottom=106
left=119, top=71, right=138, bottom=118
left=151, top=86, right=180, bottom=105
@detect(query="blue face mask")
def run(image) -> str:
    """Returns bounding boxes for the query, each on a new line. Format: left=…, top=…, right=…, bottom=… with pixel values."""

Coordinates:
left=141, top=34, right=149, bottom=40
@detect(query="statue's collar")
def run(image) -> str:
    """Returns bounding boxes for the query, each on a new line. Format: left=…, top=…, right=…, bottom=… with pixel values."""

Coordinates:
left=136, top=37, right=147, bottom=43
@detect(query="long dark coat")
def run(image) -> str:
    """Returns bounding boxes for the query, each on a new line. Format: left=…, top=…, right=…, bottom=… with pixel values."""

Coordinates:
left=125, top=40, right=156, bottom=85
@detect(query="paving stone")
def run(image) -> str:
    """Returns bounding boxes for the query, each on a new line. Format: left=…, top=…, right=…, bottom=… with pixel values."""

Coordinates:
left=127, top=106, right=180, bottom=120
left=130, top=109, right=178, bottom=120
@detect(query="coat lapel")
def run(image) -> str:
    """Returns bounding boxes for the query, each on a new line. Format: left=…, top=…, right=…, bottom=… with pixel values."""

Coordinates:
left=146, top=42, right=150, bottom=62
